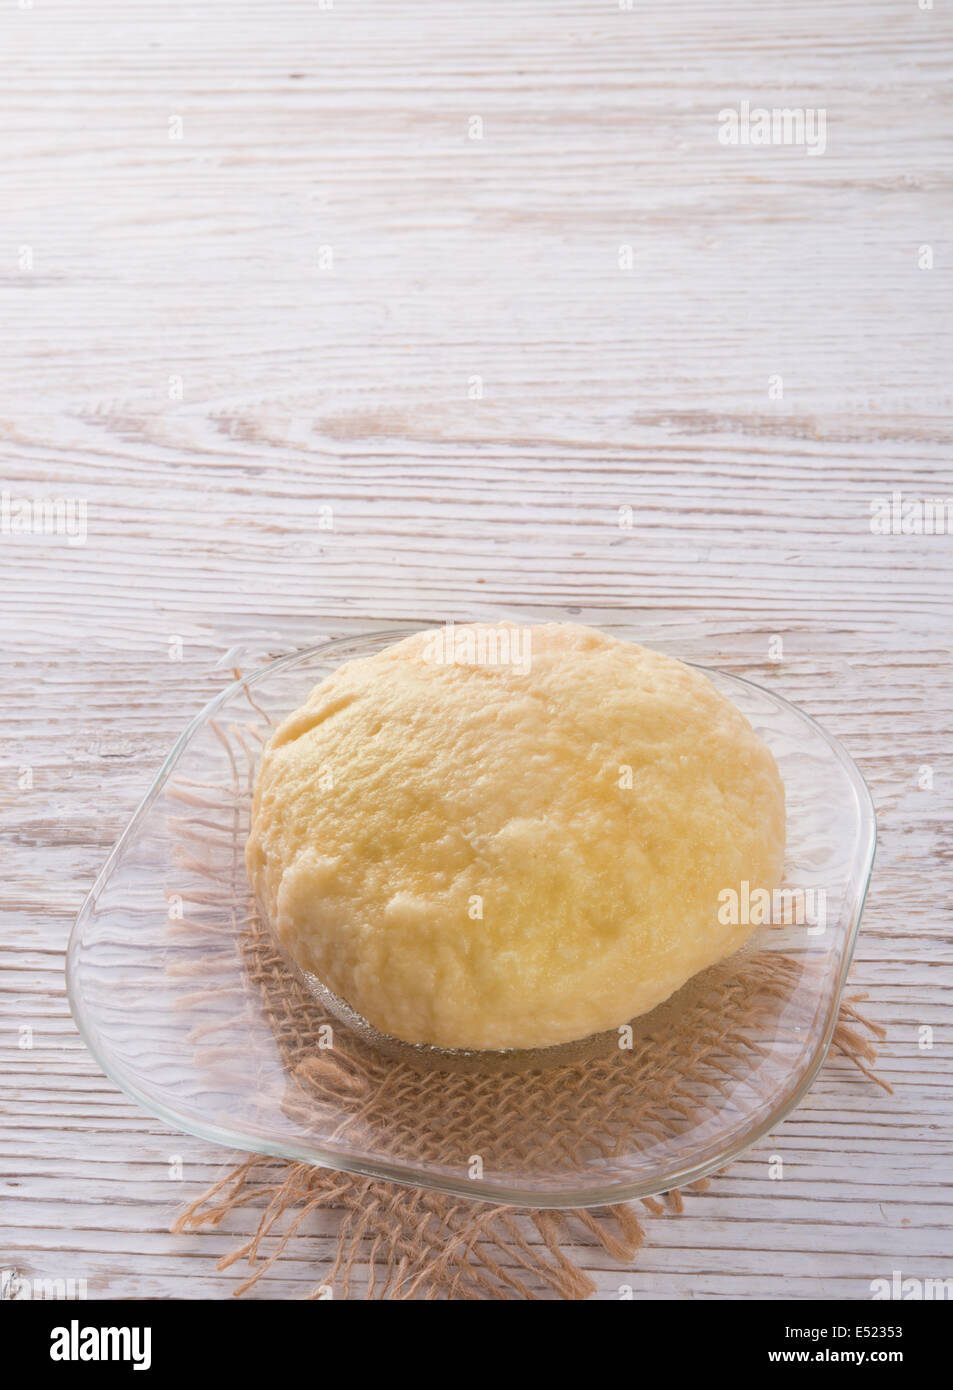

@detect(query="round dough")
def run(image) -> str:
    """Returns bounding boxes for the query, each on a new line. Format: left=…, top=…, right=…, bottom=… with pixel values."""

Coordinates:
left=246, top=623, right=786, bottom=1050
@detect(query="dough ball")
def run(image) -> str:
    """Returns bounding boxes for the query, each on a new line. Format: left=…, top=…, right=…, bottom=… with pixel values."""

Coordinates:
left=246, top=623, right=786, bottom=1050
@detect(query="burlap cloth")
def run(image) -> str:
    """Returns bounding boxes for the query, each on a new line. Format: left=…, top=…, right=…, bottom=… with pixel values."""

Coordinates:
left=168, top=709, right=889, bottom=1301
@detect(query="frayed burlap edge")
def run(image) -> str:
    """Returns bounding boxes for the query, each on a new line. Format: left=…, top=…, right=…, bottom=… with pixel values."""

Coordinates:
left=171, top=999, right=887, bottom=1300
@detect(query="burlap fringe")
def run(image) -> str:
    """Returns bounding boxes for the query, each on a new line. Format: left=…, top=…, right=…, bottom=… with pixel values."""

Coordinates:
left=173, top=1158, right=683, bottom=1301
left=171, top=998, right=887, bottom=1301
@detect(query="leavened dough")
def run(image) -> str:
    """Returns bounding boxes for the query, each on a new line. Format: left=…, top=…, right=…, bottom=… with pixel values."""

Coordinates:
left=246, top=623, right=786, bottom=1050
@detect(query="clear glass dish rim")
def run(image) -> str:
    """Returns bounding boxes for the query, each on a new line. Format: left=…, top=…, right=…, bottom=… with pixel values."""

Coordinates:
left=66, top=628, right=878, bottom=1209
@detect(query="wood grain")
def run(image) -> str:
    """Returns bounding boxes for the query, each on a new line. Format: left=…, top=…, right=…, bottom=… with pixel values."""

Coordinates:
left=1, top=0, right=951, bottom=1300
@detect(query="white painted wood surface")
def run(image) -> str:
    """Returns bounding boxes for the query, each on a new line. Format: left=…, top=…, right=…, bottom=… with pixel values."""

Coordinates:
left=2, top=0, right=951, bottom=1300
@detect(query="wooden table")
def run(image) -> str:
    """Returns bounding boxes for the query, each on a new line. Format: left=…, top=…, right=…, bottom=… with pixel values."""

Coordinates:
left=2, top=0, right=951, bottom=1300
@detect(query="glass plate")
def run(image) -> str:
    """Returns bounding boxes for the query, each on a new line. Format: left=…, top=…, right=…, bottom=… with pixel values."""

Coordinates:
left=66, top=626, right=876, bottom=1208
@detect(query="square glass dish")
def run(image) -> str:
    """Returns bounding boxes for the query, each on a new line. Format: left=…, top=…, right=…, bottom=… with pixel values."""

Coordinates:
left=67, top=624, right=876, bottom=1208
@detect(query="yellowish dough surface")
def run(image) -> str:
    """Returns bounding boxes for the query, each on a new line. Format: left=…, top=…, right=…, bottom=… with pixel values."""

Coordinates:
left=246, top=623, right=786, bottom=1050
